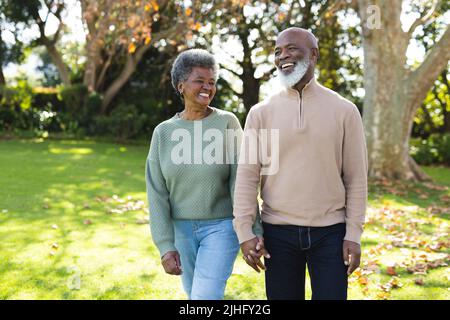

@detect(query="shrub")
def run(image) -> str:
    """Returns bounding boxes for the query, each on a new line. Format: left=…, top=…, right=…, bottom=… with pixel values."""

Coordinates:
left=94, top=103, right=147, bottom=141
left=410, top=133, right=450, bottom=166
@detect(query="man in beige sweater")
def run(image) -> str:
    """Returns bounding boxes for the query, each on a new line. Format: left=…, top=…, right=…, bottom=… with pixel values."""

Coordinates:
left=232, top=27, right=368, bottom=300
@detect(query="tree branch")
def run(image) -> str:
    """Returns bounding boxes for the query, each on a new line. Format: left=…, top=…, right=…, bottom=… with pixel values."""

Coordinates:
left=219, top=63, right=242, bottom=78
left=259, top=66, right=276, bottom=82
left=408, top=24, right=450, bottom=112
left=219, top=77, right=243, bottom=99
left=95, top=49, right=115, bottom=91
left=100, top=22, right=186, bottom=112
left=406, top=0, right=440, bottom=38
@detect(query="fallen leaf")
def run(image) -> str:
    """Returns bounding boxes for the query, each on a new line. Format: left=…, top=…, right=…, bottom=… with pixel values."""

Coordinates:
left=376, top=292, right=390, bottom=300
left=386, top=266, right=397, bottom=276
left=51, top=243, right=59, bottom=249
left=414, top=278, right=425, bottom=286
left=51, top=224, right=58, bottom=229
left=83, top=219, right=92, bottom=225
left=358, top=277, right=368, bottom=285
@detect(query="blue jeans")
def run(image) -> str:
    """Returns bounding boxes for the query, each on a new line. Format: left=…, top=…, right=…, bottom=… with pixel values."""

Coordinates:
left=263, top=222, right=348, bottom=300
left=173, top=217, right=239, bottom=300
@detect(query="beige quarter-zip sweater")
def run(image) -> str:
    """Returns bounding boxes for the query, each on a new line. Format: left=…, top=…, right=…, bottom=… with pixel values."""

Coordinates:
left=233, top=77, right=368, bottom=244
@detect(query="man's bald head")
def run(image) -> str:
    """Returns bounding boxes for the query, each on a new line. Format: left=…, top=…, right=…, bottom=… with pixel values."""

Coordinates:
left=277, top=27, right=318, bottom=50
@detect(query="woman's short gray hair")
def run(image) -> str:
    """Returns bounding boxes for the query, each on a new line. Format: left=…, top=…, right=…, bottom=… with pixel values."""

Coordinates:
left=171, top=49, right=219, bottom=94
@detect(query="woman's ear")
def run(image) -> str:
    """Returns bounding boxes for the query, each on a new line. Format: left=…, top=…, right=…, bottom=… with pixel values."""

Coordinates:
left=178, top=83, right=184, bottom=95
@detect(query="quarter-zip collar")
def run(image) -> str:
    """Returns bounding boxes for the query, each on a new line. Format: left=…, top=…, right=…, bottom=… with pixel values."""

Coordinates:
left=284, top=77, right=319, bottom=99
left=281, top=77, right=319, bottom=131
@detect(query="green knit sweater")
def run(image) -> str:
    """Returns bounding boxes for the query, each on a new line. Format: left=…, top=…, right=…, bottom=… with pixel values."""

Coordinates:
left=146, top=107, right=263, bottom=257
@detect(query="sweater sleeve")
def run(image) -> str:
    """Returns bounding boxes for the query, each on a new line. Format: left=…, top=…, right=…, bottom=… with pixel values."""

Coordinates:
left=232, top=109, right=264, bottom=243
left=342, top=106, right=368, bottom=245
left=145, top=129, right=176, bottom=258
left=227, top=113, right=263, bottom=241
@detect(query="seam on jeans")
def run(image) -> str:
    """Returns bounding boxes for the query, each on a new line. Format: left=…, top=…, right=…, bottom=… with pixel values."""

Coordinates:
left=298, top=226, right=302, bottom=250
left=305, top=227, right=311, bottom=250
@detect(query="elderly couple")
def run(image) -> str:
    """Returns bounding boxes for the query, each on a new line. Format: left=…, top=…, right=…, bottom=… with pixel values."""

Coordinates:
left=145, top=27, right=368, bottom=300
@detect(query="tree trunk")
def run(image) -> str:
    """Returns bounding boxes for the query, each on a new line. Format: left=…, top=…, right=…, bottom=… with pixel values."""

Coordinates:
left=99, top=25, right=184, bottom=113
left=100, top=52, right=142, bottom=113
left=239, top=26, right=260, bottom=114
left=357, top=0, right=450, bottom=181
left=440, top=69, right=450, bottom=133
left=0, top=28, right=5, bottom=86
left=0, top=67, right=5, bottom=86
left=45, top=43, right=72, bottom=86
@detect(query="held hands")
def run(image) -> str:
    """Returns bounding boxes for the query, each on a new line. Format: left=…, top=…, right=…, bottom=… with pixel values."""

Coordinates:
left=240, top=237, right=271, bottom=273
left=161, top=251, right=182, bottom=275
left=241, top=238, right=361, bottom=275
left=343, top=240, right=361, bottom=276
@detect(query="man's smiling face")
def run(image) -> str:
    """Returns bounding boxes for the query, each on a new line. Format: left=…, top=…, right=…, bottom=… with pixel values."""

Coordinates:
left=274, top=28, right=318, bottom=88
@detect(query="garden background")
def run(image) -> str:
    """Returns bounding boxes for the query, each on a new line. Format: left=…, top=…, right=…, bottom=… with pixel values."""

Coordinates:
left=0, top=0, right=449, bottom=299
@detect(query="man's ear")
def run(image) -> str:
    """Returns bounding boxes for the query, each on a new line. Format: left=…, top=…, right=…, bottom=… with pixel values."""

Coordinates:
left=311, top=48, right=319, bottom=63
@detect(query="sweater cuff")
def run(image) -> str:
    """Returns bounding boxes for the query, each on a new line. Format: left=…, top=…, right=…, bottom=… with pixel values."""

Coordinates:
left=157, top=241, right=177, bottom=259
left=233, top=220, right=257, bottom=244
left=343, top=222, right=363, bottom=245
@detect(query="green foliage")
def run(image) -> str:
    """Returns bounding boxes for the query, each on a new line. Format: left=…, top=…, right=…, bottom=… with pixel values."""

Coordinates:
left=95, top=103, right=148, bottom=141
left=0, top=82, right=39, bottom=132
left=59, top=84, right=89, bottom=112
left=410, top=133, right=450, bottom=166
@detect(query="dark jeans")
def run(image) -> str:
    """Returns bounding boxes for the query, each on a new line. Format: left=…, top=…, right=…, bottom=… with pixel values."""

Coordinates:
left=263, top=222, right=348, bottom=300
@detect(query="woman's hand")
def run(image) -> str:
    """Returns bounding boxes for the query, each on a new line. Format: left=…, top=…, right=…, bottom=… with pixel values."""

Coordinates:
left=161, top=251, right=182, bottom=275
left=240, top=237, right=270, bottom=273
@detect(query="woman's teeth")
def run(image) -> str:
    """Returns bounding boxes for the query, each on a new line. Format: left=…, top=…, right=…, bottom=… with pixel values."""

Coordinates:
left=199, top=93, right=209, bottom=98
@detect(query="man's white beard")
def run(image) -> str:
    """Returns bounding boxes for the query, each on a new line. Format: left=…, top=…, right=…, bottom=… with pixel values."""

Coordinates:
left=278, top=57, right=310, bottom=88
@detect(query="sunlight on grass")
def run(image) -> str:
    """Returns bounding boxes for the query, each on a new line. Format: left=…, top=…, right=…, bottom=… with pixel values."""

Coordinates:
left=49, top=147, right=94, bottom=155
left=0, top=139, right=448, bottom=300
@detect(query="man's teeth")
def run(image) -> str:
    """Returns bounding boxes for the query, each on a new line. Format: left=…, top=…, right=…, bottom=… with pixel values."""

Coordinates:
left=199, top=93, right=209, bottom=97
left=281, top=63, right=294, bottom=69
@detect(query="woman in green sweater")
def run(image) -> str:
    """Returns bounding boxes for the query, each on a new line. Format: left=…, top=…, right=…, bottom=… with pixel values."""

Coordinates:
left=145, top=49, right=262, bottom=300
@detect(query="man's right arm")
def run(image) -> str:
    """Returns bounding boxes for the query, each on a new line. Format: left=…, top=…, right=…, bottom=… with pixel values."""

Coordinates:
left=232, top=108, right=263, bottom=244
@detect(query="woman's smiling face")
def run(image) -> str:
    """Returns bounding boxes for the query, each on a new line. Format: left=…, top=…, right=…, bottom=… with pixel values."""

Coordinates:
left=179, top=67, right=217, bottom=108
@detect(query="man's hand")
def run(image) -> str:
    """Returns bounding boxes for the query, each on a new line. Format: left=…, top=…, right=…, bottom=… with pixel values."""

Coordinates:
left=161, top=251, right=182, bottom=275
left=343, top=240, right=361, bottom=276
left=240, top=237, right=270, bottom=273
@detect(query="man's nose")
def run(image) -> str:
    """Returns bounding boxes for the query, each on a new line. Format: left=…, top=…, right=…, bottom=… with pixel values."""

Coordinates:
left=279, top=48, right=290, bottom=61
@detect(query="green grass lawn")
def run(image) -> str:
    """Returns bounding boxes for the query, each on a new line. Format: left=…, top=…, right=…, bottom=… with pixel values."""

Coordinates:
left=0, top=138, right=448, bottom=299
